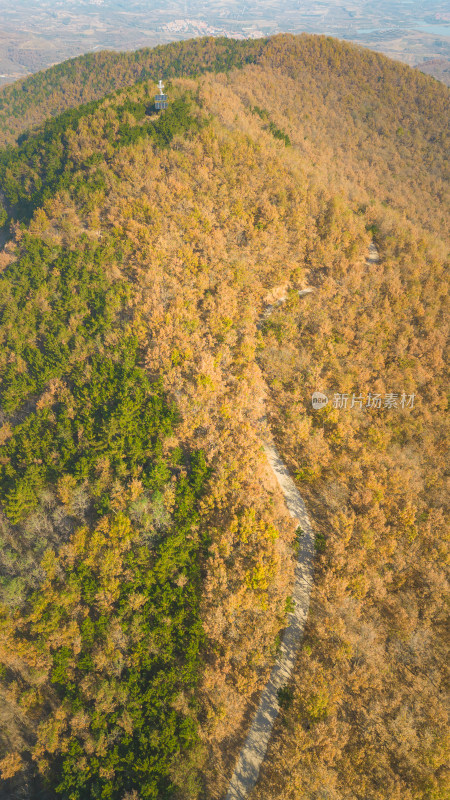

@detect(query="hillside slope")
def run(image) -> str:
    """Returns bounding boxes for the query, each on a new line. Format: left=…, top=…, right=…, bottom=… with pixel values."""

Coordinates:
left=0, top=32, right=448, bottom=156
left=0, top=37, right=266, bottom=149
left=0, top=36, right=448, bottom=800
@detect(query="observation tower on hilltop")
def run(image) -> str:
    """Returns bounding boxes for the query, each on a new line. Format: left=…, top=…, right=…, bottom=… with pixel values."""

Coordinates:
left=155, top=80, right=168, bottom=111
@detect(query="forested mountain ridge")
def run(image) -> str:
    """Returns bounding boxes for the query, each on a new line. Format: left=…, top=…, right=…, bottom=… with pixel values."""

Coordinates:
left=0, top=36, right=264, bottom=149
left=0, top=35, right=448, bottom=800
left=0, top=32, right=448, bottom=154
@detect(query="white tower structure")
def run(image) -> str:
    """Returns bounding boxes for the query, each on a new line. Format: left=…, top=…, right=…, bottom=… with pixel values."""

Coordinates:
left=155, top=79, right=168, bottom=111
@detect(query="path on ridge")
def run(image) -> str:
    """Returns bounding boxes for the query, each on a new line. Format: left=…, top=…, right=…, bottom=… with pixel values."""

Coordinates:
left=224, top=243, right=380, bottom=800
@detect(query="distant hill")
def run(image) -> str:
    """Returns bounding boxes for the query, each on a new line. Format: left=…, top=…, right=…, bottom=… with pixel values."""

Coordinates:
left=0, top=33, right=448, bottom=800
left=416, top=57, right=450, bottom=86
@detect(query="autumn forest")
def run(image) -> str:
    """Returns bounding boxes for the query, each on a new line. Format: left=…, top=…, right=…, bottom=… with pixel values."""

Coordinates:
left=0, top=33, right=448, bottom=800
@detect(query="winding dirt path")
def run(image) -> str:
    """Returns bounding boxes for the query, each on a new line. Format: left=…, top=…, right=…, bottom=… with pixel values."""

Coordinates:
left=224, top=439, right=315, bottom=800
left=224, top=319, right=316, bottom=800
left=224, top=243, right=380, bottom=799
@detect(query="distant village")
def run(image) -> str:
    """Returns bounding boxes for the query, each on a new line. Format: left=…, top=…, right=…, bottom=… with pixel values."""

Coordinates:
left=161, top=18, right=264, bottom=40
